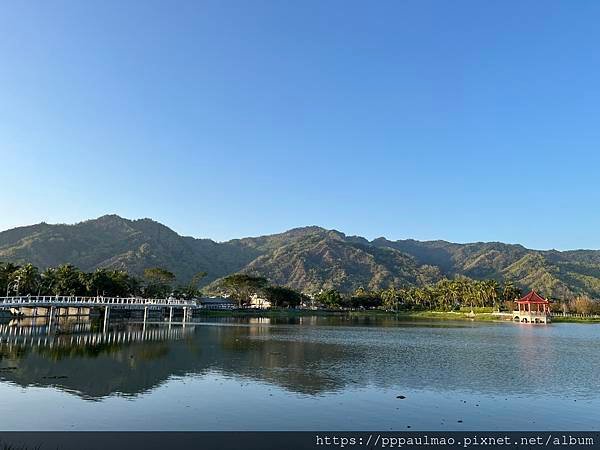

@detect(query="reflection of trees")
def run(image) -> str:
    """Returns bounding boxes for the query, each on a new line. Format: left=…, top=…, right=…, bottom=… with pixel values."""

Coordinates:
left=1, top=345, right=30, bottom=361
left=2, top=318, right=597, bottom=402
left=136, top=345, right=169, bottom=362
left=206, top=324, right=343, bottom=395
left=0, top=320, right=353, bottom=399
left=36, top=343, right=125, bottom=360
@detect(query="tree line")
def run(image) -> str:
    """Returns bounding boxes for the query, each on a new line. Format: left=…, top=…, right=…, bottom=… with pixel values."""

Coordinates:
left=556, top=295, right=600, bottom=315
left=0, top=262, right=206, bottom=299
left=3, top=261, right=599, bottom=314
left=312, top=278, right=523, bottom=311
left=213, top=274, right=308, bottom=308
left=215, top=276, right=600, bottom=314
left=213, top=275, right=526, bottom=311
left=311, top=279, right=600, bottom=314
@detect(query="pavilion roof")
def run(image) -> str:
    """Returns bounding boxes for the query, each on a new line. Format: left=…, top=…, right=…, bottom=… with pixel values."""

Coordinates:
left=516, top=290, right=549, bottom=304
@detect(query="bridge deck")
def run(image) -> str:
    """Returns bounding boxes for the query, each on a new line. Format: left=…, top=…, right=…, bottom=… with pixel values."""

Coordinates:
left=0, top=296, right=198, bottom=310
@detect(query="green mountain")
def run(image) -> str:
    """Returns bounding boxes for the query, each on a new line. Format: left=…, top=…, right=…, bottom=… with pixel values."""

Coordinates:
left=0, top=215, right=256, bottom=285
left=240, top=230, right=425, bottom=292
left=1, top=215, right=600, bottom=298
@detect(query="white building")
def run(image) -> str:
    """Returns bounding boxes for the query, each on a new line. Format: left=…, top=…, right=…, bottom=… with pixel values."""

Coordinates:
left=249, top=293, right=271, bottom=309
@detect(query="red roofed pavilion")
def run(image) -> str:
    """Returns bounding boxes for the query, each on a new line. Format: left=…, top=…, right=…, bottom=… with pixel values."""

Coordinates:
left=514, top=290, right=551, bottom=323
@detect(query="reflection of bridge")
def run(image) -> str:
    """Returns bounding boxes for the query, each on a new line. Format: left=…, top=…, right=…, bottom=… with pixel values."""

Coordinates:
left=0, top=322, right=196, bottom=349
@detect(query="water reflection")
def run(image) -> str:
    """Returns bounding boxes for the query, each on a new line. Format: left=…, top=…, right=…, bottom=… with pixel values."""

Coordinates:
left=1, top=316, right=600, bottom=403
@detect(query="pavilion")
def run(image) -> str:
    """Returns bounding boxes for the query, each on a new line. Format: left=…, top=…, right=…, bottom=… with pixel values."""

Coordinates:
left=514, top=290, right=551, bottom=324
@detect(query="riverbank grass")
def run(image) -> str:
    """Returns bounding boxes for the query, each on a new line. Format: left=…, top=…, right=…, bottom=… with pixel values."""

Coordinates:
left=196, top=308, right=600, bottom=323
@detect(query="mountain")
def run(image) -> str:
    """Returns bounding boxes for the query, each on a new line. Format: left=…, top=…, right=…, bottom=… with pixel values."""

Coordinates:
left=371, top=238, right=596, bottom=298
left=0, top=215, right=257, bottom=285
left=1, top=215, right=600, bottom=298
left=240, top=230, right=425, bottom=292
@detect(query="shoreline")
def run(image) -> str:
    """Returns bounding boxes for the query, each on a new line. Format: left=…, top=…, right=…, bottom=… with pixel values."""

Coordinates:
left=196, top=309, right=600, bottom=323
left=2, top=307, right=597, bottom=324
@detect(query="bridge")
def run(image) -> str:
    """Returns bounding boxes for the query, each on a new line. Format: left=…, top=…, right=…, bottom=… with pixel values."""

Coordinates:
left=0, top=295, right=198, bottom=330
left=0, top=295, right=197, bottom=310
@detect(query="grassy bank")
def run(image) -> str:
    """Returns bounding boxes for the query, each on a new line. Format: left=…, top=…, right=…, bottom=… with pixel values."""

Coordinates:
left=392, top=311, right=502, bottom=321
left=196, top=308, right=345, bottom=318
left=197, top=308, right=507, bottom=322
left=196, top=308, right=600, bottom=323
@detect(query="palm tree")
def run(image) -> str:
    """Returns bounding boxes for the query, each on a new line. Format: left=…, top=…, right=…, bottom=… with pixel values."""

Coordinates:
left=449, top=280, right=461, bottom=309
left=381, top=286, right=399, bottom=311
left=1, top=262, right=20, bottom=296
left=11, top=264, right=41, bottom=295
left=484, top=280, right=500, bottom=310
left=413, top=288, right=427, bottom=309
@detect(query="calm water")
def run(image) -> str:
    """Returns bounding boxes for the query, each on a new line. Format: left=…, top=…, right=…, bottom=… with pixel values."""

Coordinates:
left=0, top=315, right=599, bottom=430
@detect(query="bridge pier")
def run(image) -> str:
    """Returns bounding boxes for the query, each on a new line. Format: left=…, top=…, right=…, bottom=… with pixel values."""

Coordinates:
left=103, top=306, right=111, bottom=333
left=48, top=306, right=55, bottom=330
left=183, top=306, right=193, bottom=323
left=143, top=307, right=148, bottom=333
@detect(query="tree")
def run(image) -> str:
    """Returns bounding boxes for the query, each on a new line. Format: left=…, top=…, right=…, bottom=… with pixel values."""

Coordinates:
left=483, top=280, right=500, bottom=310
left=350, top=288, right=381, bottom=309
left=144, top=267, right=176, bottom=298
left=144, top=267, right=176, bottom=285
left=49, top=264, right=86, bottom=296
left=264, top=285, right=304, bottom=308
left=315, top=289, right=343, bottom=308
left=10, top=264, right=41, bottom=295
left=434, top=279, right=453, bottom=310
left=380, top=287, right=400, bottom=311
left=218, top=274, right=269, bottom=307
left=180, top=271, right=208, bottom=299
left=501, top=281, right=522, bottom=311
left=569, top=295, right=598, bottom=315
left=413, top=287, right=433, bottom=309
left=0, top=262, right=19, bottom=296
left=87, top=269, right=113, bottom=296
left=40, top=267, right=58, bottom=295
left=87, top=269, right=136, bottom=297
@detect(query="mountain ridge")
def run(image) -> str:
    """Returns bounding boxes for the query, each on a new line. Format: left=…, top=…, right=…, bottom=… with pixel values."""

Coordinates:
left=1, top=215, right=599, bottom=298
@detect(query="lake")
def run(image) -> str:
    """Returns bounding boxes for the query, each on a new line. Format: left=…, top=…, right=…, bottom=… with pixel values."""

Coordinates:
left=0, top=315, right=599, bottom=431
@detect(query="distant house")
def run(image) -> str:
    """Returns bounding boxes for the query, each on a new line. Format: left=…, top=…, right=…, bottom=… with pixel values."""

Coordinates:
left=249, top=293, right=271, bottom=309
left=197, top=296, right=235, bottom=310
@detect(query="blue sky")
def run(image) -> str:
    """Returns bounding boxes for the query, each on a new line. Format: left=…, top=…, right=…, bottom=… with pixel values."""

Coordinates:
left=1, top=1, right=599, bottom=249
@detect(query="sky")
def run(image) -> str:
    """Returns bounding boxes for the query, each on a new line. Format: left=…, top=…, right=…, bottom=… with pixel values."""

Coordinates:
left=1, top=1, right=599, bottom=250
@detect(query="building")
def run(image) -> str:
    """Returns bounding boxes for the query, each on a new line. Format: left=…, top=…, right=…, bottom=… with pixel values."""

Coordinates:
left=197, top=296, right=235, bottom=310
left=513, top=290, right=551, bottom=324
left=249, top=293, right=271, bottom=309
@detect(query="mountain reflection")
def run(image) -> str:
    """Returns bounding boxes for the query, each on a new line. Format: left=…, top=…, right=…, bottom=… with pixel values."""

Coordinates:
left=0, top=317, right=352, bottom=399
left=1, top=316, right=599, bottom=401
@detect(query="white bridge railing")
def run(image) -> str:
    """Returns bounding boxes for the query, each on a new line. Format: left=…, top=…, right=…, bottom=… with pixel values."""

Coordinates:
left=0, top=295, right=197, bottom=309
left=513, top=310, right=549, bottom=316
left=550, top=312, right=600, bottom=319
